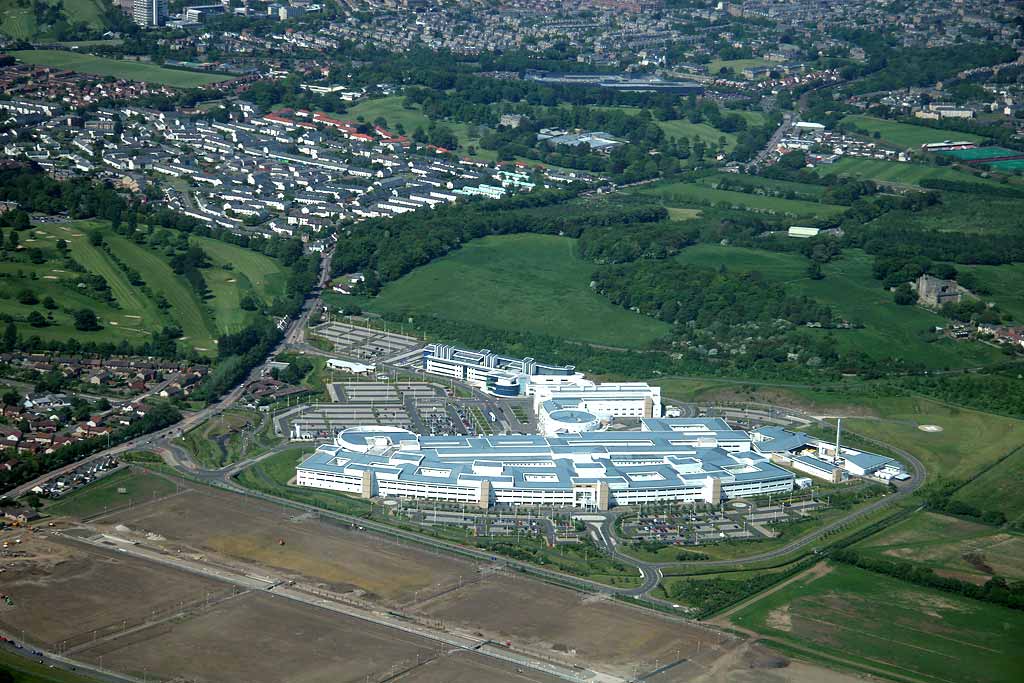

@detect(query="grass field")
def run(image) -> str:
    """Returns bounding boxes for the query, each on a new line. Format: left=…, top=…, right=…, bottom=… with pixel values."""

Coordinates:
left=331, top=233, right=670, bottom=348
left=729, top=562, right=1024, bottom=683
left=955, top=263, right=1024, bottom=320
left=0, top=648, right=103, bottom=683
left=657, top=118, right=739, bottom=151
left=708, top=58, right=771, bottom=74
left=0, top=220, right=287, bottom=352
left=953, top=447, right=1024, bottom=526
left=838, top=399, right=1024, bottom=480
left=854, top=511, right=1024, bottom=582
left=9, top=50, right=230, bottom=88
left=841, top=114, right=985, bottom=148
left=813, top=157, right=1010, bottom=187
left=672, top=245, right=1003, bottom=369
left=637, top=180, right=846, bottom=218
left=44, top=468, right=179, bottom=519
left=0, top=0, right=106, bottom=40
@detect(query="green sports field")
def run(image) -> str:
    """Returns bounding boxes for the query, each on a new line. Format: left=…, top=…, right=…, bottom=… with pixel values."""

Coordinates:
left=9, top=50, right=230, bottom=88
left=708, top=58, right=770, bottom=74
left=637, top=180, right=846, bottom=218
left=729, top=562, right=1024, bottom=683
left=841, top=114, right=985, bottom=148
left=938, top=146, right=1020, bottom=161
left=672, top=245, right=1004, bottom=370
left=329, top=233, right=670, bottom=348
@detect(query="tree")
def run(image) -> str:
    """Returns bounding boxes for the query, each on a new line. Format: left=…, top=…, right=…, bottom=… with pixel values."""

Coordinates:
left=1, top=389, right=19, bottom=406
left=1, top=322, right=16, bottom=352
left=73, top=308, right=101, bottom=331
left=17, top=289, right=37, bottom=305
left=27, top=311, right=47, bottom=327
left=894, top=283, right=916, bottom=305
left=42, top=296, right=57, bottom=310
left=806, top=262, right=825, bottom=280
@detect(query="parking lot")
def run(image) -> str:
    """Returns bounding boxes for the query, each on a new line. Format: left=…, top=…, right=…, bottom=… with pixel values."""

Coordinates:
left=311, top=322, right=421, bottom=361
left=623, top=499, right=822, bottom=545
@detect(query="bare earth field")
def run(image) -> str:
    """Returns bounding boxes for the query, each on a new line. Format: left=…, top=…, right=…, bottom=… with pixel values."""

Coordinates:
left=95, top=485, right=476, bottom=604
left=0, top=530, right=227, bottom=649
left=75, top=592, right=460, bottom=683
left=392, top=649, right=564, bottom=683
left=416, top=574, right=735, bottom=679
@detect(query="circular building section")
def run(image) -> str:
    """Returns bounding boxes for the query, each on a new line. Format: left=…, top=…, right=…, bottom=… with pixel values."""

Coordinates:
left=542, top=408, right=601, bottom=436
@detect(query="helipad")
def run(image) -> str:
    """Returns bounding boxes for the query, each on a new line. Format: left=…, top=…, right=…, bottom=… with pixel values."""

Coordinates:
left=918, top=424, right=944, bottom=432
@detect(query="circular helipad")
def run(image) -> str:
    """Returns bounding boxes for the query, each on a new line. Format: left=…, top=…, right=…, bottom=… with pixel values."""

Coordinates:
left=918, top=424, right=944, bottom=432
left=731, top=502, right=749, bottom=509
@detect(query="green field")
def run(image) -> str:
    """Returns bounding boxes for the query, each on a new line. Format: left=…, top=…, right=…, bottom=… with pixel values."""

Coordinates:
left=330, top=233, right=670, bottom=348
left=637, top=180, right=846, bottom=218
left=656, top=118, right=739, bottom=152
left=345, top=96, right=502, bottom=162
left=0, top=220, right=288, bottom=352
left=1, top=0, right=106, bottom=40
left=44, top=468, right=179, bottom=519
left=672, top=245, right=1003, bottom=369
left=729, top=562, right=1024, bottom=683
left=855, top=511, right=1024, bottom=582
left=814, top=157, right=1010, bottom=187
left=841, top=115, right=985, bottom=148
left=708, top=58, right=771, bottom=75
left=939, top=146, right=1020, bottom=161
left=0, top=648, right=104, bottom=683
left=953, top=448, right=1024, bottom=526
left=955, top=263, right=1024, bottom=319
left=839, top=400, right=1024, bottom=480
left=697, top=172, right=827, bottom=198
left=9, top=50, right=230, bottom=88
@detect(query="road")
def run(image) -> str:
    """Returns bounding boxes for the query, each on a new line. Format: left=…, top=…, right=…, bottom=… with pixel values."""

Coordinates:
left=749, top=111, right=794, bottom=169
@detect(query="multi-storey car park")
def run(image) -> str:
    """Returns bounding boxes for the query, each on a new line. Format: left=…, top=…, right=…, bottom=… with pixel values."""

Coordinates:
left=296, top=418, right=797, bottom=510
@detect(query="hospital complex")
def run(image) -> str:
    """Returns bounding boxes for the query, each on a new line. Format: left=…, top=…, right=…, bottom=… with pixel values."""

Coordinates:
left=297, top=345, right=903, bottom=509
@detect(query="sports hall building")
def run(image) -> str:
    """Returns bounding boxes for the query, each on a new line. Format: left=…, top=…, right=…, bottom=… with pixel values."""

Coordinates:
left=295, top=418, right=796, bottom=509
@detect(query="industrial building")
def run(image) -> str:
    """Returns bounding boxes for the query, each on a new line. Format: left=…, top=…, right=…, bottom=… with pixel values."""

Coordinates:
left=421, top=343, right=585, bottom=397
left=751, top=426, right=905, bottom=482
left=296, top=418, right=796, bottom=509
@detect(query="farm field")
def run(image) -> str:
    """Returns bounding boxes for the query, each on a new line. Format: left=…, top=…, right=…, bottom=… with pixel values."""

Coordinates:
left=853, top=511, right=1024, bottom=583
left=841, top=114, right=985, bottom=148
left=0, top=532, right=229, bottom=649
left=96, top=484, right=477, bottom=605
left=952, top=447, right=1024, bottom=526
left=728, top=562, right=1024, bottom=683
left=813, top=157, right=1009, bottom=187
left=337, top=233, right=670, bottom=348
left=415, top=573, right=737, bottom=678
left=43, top=468, right=180, bottom=519
left=637, top=180, right=846, bottom=218
left=672, top=245, right=1003, bottom=369
left=8, top=50, right=230, bottom=87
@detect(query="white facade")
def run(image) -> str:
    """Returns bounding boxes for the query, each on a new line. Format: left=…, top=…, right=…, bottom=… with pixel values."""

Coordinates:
left=133, top=0, right=167, bottom=27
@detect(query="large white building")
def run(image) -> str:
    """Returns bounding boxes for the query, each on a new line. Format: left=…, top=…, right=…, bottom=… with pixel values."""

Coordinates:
left=421, top=344, right=585, bottom=397
left=133, top=0, right=167, bottom=27
left=534, top=382, right=662, bottom=436
left=751, top=426, right=905, bottom=482
left=296, top=418, right=796, bottom=510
